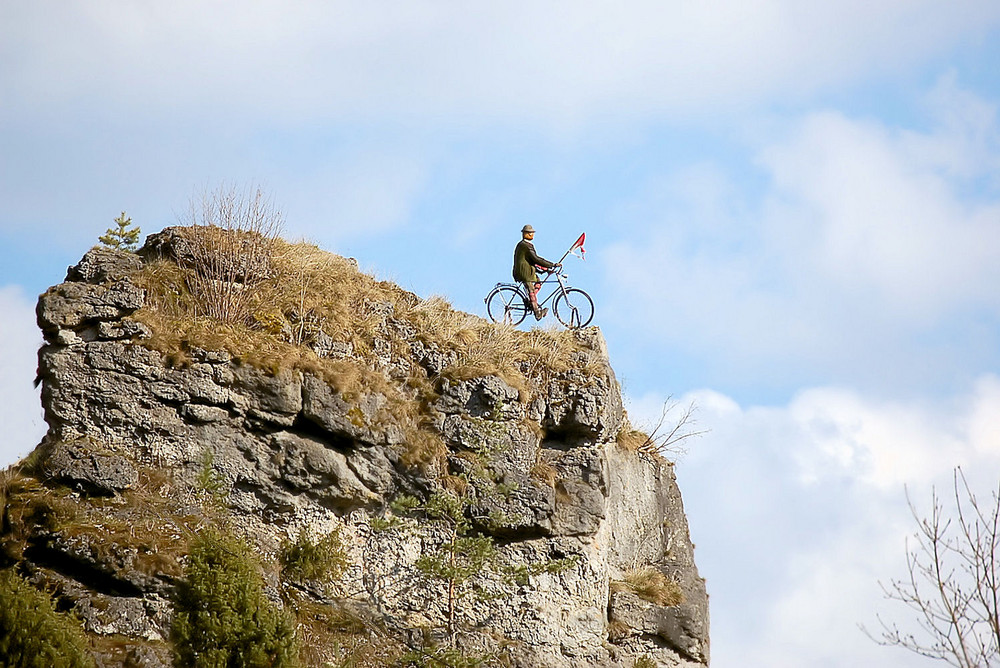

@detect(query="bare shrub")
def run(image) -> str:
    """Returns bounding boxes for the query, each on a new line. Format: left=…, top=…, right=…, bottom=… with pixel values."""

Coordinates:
left=178, top=184, right=283, bottom=325
left=864, top=468, right=1000, bottom=668
left=619, top=397, right=707, bottom=460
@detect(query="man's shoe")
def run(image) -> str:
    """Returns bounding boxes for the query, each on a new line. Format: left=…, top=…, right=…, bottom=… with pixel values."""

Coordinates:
left=534, top=307, right=548, bottom=321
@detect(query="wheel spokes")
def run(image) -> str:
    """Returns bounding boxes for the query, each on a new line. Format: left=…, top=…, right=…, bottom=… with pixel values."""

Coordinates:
left=553, top=288, right=593, bottom=329
left=487, top=286, right=528, bottom=326
left=504, top=292, right=517, bottom=324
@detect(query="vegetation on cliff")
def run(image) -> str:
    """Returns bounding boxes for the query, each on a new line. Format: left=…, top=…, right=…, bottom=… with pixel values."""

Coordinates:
left=172, top=529, right=297, bottom=668
left=0, top=569, right=95, bottom=668
left=132, top=225, right=599, bottom=392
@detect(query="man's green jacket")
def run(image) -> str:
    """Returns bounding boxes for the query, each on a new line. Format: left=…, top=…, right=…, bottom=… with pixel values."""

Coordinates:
left=513, top=239, right=556, bottom=284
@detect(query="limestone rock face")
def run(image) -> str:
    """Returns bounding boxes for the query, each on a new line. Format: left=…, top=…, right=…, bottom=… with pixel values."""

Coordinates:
left=43, top=438, right=139, bottom=495
left=14, top=241, right=708, bottom=667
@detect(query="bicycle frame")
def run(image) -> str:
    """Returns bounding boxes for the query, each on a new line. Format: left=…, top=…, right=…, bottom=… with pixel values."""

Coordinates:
left=544, top=271, right=573, bottom=307
left=501, top=269, right=570, bottom=307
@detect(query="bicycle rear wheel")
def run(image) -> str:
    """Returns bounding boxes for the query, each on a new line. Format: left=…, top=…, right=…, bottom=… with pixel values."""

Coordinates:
left=553, top=288, right=594, bottom=329
left=486, top=285, right=529, bottom=326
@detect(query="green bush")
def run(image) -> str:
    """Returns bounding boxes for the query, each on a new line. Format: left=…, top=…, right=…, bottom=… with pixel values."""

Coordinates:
left=171, top=529, right=297, bottom=668
left=0, top=569, right=95, bottom=668
left=279, top=526, right=349, bottom=585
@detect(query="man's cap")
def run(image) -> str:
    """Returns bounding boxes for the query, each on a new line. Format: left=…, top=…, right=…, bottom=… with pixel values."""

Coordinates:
left=521, top=225, right=535, bottom=234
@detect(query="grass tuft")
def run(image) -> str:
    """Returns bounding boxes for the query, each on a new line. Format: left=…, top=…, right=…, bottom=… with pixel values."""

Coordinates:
left=607, top=618, right=630, bottom=642
left=287, top=592, right=405, bottom=668
left=530, top=459, right=558, bottom=489
left=611, top=567, right=684, bottom=607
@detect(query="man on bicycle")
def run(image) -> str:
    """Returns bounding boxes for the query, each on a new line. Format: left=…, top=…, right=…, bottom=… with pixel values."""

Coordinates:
left=513, top=225, right=561, bottom=320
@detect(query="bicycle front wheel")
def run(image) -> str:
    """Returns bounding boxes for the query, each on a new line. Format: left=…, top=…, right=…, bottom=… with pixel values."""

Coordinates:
left=486, top=285, right=529, bottom=326
left=553, top=288, right=594, bottom=329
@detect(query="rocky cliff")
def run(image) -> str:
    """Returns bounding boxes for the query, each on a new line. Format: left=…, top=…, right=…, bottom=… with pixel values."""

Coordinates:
left=2, top=228, right=708, bottom=667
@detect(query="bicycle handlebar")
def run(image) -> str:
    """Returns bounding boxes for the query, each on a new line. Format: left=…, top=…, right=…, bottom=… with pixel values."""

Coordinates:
left=540, top=267, right=568, bottom=282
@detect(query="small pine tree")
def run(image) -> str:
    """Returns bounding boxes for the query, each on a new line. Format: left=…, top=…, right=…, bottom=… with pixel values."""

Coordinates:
left=0, top=569, right=95, bottom=668
left=390, top=489, right=576, bottom=660
left=405, top=491, right=501, bottom=642
left=98, top=211, right=141, bottom=251
left=171, top=529, right=298, bottom=668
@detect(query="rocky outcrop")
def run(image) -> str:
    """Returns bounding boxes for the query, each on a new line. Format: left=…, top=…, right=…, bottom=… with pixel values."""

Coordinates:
left=8, top=239, right=708, bottom=667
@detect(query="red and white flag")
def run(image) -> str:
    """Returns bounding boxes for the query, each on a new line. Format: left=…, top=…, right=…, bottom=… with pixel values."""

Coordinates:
left=570, top=232, right=586, bottom=260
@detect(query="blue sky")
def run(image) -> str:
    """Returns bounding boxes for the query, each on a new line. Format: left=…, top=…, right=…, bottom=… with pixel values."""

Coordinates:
left=3, top=2, right=1000, bottom=666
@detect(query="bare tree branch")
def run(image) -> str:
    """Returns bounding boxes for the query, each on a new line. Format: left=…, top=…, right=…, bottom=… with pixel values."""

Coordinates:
left=863, top=468, right=1000, bottom=668
left=635, top=396, right=709, bottom=459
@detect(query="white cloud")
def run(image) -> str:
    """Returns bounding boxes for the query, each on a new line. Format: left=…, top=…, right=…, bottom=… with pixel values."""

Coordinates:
left=3, top=1, right=999, bottom=125
left=604, top=81, right=1000, bottom=392
left=759, top=108, right=1000, bottom=318
left=797, top=382, right=1000, bottom=491
left=965, top=374, right=1000, bottom=458
left=0, top=285, right=45, bottom=467
left=752, top=526, right=921, bottom=668
left=626, top=376, right=1000, bottom=667
left=905, top=72, right=1000, bottom=180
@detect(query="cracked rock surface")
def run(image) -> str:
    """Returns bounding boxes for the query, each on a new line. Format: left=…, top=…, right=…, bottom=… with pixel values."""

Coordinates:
left=8, top=241, right=708, bottom=667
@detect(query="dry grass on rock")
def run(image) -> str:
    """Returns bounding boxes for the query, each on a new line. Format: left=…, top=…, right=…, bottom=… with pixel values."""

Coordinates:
left=611, top=567, right=684, bottom=607
left=616, top=423, right=653, bottom=454
left=0, top=460, right=201, bottom=579
left=130, top=230, right=603, bottom=443
left=529, top=459, right=559, bottom=489
left=289, top=595, right=405, bottom=668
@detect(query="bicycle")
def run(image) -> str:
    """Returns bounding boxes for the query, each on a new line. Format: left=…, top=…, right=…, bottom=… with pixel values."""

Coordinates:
left=484, top=268, right=594, bottom=329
